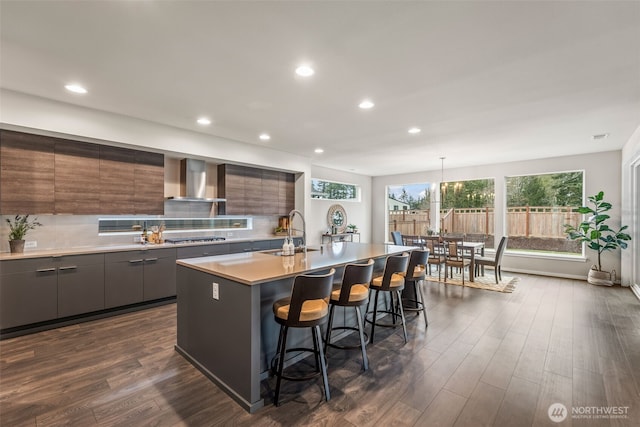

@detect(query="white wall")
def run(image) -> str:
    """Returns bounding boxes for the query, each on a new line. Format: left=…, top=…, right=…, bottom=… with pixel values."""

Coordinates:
left=308, top=165, right=372, bottom=246
left=373, top=151, right=623, bottom=281
left=621, top=125, right=640, bottom=288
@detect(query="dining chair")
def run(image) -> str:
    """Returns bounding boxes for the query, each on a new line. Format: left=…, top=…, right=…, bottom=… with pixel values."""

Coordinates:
left=444, top=240, right=471, bottom=285
left=475, top=236, right=509, bottom=284
left=391, top=231, right=403, bottom=245
left=424, top=237, right=445, bottom=280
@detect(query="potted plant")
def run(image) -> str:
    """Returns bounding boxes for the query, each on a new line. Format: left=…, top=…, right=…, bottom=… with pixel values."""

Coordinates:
left=564, top=191, right=631, bottom=285
left=6, top=214, right=42, bottom=254
left=346, top=224, right=358, bottom=233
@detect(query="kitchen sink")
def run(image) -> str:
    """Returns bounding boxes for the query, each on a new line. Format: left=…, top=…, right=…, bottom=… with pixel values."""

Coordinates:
left=261, top=248, right=320, bottom=256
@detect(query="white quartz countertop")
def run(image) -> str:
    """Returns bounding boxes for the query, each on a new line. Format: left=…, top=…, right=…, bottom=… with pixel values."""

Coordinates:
left=176, top=242, right=413, bottom=285
left=0, top=235, right=285, bottom=261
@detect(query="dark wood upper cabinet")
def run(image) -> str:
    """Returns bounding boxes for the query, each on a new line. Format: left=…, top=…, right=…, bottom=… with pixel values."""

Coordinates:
left=0, top=130, right=55, bottom=214
left=0, top=130, right=165, bottom=215
left=134, top=151, right=164, bottom=215
left=55, top=140, right=101, bottom=214
left=218, top=163, right=294, bottom=216
left=99, top=145, right=136, bottom=214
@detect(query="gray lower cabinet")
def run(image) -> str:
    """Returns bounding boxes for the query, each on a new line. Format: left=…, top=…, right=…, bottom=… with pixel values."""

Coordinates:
left=228, top=240, right=272, bottom=253
left=142, top=248, right=176, bottom=301
left=0, top=258, right=58, bottom=329
left=0, top=253, right=105, bottom=329
left=176, top=243, right=229, bottom=259
left=105, top=248, right=177, bottom=308
left=105, top=251, right=145, bottom=308
left=57, top=254, right=105, bottom=318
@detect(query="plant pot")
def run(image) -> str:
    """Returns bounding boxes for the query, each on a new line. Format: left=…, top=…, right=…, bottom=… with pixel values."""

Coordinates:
left=587, top=265, right=614, bottom=286
left=9, top=239, right=25, bottom=254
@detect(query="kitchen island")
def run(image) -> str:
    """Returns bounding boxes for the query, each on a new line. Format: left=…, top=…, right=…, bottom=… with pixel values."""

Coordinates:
left=175, top=242, right=413, bottom=412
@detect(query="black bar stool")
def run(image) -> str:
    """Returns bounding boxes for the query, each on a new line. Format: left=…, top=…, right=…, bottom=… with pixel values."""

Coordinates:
left=271, top=268, right=335, bottom=406
left=324, top=259, right=375, bottom=371
left=365, top=253, right=410, bottom=344
left=401, top=249, right=430, bottom=327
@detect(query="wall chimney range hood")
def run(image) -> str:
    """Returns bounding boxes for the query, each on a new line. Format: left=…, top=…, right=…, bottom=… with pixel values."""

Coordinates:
left=167, top=158, right=226, bottom=202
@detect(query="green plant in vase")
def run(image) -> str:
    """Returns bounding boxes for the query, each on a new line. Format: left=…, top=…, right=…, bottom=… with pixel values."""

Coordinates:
left=6, top=214, right=42, bottom=253
left=564, top=191, right=631, bottom=285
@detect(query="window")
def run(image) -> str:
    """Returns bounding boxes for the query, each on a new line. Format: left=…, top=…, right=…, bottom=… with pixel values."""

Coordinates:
left=505, top=171, right=583, bottom=255
left=311, top=179, right=359, bottom=201
left=440, top=178, right=495, bottom=248
left=387, top=183, right=432, bottom=236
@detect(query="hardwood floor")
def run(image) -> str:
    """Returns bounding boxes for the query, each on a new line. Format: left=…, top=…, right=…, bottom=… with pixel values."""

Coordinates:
left=1, top=274, right=639, bottom=426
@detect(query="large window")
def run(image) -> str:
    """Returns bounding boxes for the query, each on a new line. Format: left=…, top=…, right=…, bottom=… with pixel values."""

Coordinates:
left=440, top=178, right=495, bottom=247
left=387, top=183, right=431, bottom=236
left=505, top=171, right=583, bottom=255
left=311, top=179, right=359, bottom=201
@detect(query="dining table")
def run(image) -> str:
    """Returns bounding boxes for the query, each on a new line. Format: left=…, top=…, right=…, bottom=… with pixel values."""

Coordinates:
left=403, top=236, right=485, bottom=282
left=456, top=241, right=485, bottom=282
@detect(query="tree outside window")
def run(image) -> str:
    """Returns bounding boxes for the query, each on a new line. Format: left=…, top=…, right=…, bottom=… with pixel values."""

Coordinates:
left=505, top=171, right=583, bottom=255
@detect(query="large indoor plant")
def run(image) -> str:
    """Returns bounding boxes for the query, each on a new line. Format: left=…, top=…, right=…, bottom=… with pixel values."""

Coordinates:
left=564, top=191, right=631, bottom=285
left=6, top=214, right=42, bottom=254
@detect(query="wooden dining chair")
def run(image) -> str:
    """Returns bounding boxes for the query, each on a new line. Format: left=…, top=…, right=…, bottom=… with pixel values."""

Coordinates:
left=424, top=237, right=445, bottom=280
left=444, top=240, right=471, bottom=285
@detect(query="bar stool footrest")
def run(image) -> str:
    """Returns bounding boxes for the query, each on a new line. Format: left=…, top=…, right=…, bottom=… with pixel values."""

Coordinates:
left=325, top=326, right=369, bottom=349
left=364, top=310, right=404, bottom=328
left=271, top=347, right=323, bottom=381
left=402, top=298, right=425, bottom=313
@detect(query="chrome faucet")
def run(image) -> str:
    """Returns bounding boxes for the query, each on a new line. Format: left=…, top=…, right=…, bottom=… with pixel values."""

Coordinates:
left=288, top=209, right=306, bottom=253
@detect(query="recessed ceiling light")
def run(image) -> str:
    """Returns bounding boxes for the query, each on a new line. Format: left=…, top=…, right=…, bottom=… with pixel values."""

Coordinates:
left=197, top=117, right=211, bottom=125
left=592, top=133, right=609, bottom=141
left=408, top=127, right=421, bottom=134
left=295, top=65, right=315, bottom=77
left=314, top=148, right=324, bottom=154
left=65, top=84, right=87, bottom=94
left=359, top=99, right=374, bottom=109
left=259, top=133, right=271, bottom=141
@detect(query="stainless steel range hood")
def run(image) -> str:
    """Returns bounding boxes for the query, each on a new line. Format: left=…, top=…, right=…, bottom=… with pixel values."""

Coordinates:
left=167, top=158, right=226, bottom=202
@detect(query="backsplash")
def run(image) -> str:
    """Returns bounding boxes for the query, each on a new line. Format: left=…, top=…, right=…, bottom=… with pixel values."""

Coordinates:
left=1, top=201, right=278, bottom=252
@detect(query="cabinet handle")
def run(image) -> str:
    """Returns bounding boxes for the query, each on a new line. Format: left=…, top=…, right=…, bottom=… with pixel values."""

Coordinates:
left=202, top=252, right=210, bottom=256
left=129, top=259, right=144, bottom=264
left=58, top=266, right=77, bottom=271
left=36, top=268, right=56, bottom=273
left=144, top=257, right=158, bottom=262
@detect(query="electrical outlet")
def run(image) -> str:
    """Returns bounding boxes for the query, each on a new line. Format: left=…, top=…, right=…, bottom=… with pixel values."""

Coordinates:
left=24, top=241, right=37, bottom=249
left=212, top=282, right=219, bottom=300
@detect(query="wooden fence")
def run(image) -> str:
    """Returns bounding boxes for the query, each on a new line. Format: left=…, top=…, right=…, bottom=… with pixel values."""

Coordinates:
left=388, top=209, right=430, bottom=236
left=389, top=206, right=580, bottom=238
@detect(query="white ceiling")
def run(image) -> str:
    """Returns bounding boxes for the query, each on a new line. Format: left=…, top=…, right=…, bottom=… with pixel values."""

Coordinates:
left=1, top=1, right=639, bottom=176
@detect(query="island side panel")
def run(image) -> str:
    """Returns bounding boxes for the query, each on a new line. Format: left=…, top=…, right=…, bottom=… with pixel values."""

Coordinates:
left=176, top=265, right=262, bottom=411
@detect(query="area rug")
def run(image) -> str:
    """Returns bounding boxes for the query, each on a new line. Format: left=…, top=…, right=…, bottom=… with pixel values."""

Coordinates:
left=424, top=271, right=518, bottom=293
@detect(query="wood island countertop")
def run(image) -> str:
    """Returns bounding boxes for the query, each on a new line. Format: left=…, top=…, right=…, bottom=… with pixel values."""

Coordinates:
left=176, top=242, right=413, bottom=285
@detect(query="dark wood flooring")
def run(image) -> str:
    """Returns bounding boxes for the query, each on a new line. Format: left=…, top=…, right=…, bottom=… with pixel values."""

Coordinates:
left=1, top=274, right=639, bottom=426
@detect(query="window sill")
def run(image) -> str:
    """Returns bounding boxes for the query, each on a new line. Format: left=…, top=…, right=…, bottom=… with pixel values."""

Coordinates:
left=504, top=250, right=587, bottom=263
